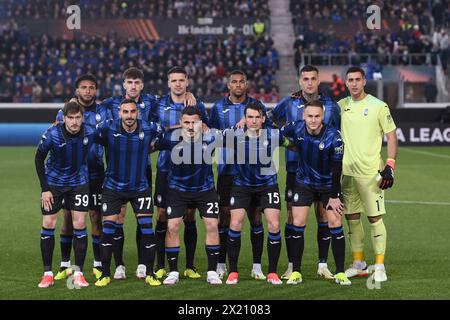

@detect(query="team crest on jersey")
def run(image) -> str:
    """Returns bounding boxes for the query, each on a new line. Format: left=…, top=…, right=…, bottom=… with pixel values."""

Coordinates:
left=319, top=142, right=325, bottom=150
left=83, top=137, right=89, bottom=145
left=230, top=197, right=235, bottom=206
left=202, top=143, right=208, bottom=150
left=263, top=140, right=269, bottom=147
left=139, top=131, right=145, bottom=140
left=293, top=193, right=299, bottom=202
left=364, top=108, right=369, bottom=116
left=102, top=203, right=107, bottom=212
left=167, top=206, right=172, bottom=215
left=95, top=113, right=101, bottom=122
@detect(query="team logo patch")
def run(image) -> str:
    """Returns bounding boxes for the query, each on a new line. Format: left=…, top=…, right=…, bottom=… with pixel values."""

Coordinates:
left=364, top=108, right=369, bottom=116
left=230, top=197, right=235, bottom=206
left=95, top=114, right=101, bottom=122
left=263, top=140, right=269, bottom=147
left=157, top=195, right=162, bottom=204
left=202, top=143, right=208, bottom=150
left=293, top=193, right=299, bottom=202
left=139, top=131, right=145, bottom=140
left=167, top=206, right=172, bottom=215
left=102, top=203, right=107, bottom=212
left=319, top=142, right=324, bottom=150
left=287, top=189, right=293, bottom=199
left=83, top=137, right=89, bottom=145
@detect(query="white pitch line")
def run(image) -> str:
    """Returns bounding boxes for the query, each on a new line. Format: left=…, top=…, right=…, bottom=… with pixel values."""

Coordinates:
left=400, top=148, right=450, bottom=160
left=387, top=200, right=450, bottom=206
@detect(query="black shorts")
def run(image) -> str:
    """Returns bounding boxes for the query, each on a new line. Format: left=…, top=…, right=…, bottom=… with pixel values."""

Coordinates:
left=101, top=187, right=154, bottom=216
left=230, top=184, right=281, bottom=211
left=291, top=184, right=339, bottom=208
left=217, top=174, right=234, bottom=208
left=166, top=188, right=219, bottom=219
left=42, top=184, right=90, bottom=215
left=285, top=172, right=296, bottom=203
left=154, top=170, right=168, bottom=208
left=62, top=179, right=103, bottom=212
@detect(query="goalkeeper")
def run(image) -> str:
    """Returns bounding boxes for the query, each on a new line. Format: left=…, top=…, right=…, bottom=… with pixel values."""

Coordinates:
left=338, top=66, right=398, bottom=283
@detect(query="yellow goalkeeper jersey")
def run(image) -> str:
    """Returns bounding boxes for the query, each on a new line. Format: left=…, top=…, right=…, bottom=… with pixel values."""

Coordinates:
left=338, top=94, right=397, bottom=178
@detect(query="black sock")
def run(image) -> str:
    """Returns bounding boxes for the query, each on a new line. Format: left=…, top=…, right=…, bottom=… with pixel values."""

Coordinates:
left=291, top=225, right=305, bottom=273
left=284, top=224, right=294, bottom=263
left=205, top=245, right=220, bottom=271
left=41, top=227, right=55, bottom=272
left=184, top=220, right=197, bottom=269
left=60, top=234, right=73, bottom=265
left=330, top=226, right=345, bottom=274
left=73, top=228, right=88, bottom=272
left=250, top=223, right=264, bottom=264
left=227, top=229, right=241, bottom=273
left=100, top=221, right=116, bottom=277
left=113, top=223, right=124, bottom=267
left=267, top=231, right=281, bottom=274
left=137, top=216, right=156, bottom=275
left=317, top=222, right=331, bottom=263
left=218, top=224, right=228, bottom=264
left=155, top=220, right=167, bottom=270
left=92, top=235, right=101, bottom=266
left=166, top=246, right=180, bottom=272
left=136, top=224, right=142, bottom=264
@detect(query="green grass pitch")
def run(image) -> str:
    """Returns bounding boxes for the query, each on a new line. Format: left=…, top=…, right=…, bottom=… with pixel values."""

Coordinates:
left=0, top=146, right=449, bottom=300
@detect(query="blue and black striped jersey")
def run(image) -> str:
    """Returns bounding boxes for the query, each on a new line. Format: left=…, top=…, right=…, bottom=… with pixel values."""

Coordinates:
left=37, top=123, right=96, bottom=187
left=208, top=96, right=270, bottom=176
left=224, top=126, right=282, bottom=188
left=95, top=119, right=162, bottom=192
left=155, top=129, right=216, bottom=193
left=271, top=93, right=341, bottom=173
left=281, top=121, right=344, bottom=190
left=99, top=94, right=158, bottom=122
left=56, top=103, right=109, bottom=181
left=151, top=94, right=209, bottom=172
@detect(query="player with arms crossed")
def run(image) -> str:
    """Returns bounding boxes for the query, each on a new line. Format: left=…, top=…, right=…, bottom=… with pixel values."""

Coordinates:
left=270, top=65, right=340, bottom=280
left=154, top=106, right=222, bottom=285
left=35, top=102, right=96, bottom=288
left=281, top=100, right=350, bottom=285
left=94, top=99, right=163, bottom=287
left=339, top=66, right=398, bottom=282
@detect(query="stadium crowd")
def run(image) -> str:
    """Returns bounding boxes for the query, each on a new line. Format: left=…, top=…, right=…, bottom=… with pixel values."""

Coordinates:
left=292, top=0, right=450, bottom=70
left=0, top=19, right=279, bottom=103
left=0, top=0, right=270, bottom=19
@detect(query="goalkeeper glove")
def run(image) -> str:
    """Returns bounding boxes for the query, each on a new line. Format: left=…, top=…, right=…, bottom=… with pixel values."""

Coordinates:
left=378, top=160, right=395, bottom=189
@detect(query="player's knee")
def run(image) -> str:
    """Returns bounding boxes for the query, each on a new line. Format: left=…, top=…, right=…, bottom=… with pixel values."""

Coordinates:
left=72, top=213, right=87, bottom=229
left=167, top=220, right=181, bottom=237
left=42, top=215, right=57, bottom=229
left=368, top=215, right=382, bottom=224
left=345, top=213, right=361, bottom=221
left=229, top=219, right=243, bottom=232
left=205, top=219, right=218, bottom=235
left=267, top=219, right=280, bottom=233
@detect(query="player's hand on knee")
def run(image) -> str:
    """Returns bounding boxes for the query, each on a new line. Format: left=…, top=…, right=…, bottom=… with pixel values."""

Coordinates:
left=326, top=197, right=343, bottom=216
left=41, top=191, right=54, bottom=211
left=378, top=164, right=394, bottom=190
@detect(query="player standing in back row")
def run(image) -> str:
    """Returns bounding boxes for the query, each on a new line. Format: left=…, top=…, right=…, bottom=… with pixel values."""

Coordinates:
left=339, top=66, right=398, bottom=282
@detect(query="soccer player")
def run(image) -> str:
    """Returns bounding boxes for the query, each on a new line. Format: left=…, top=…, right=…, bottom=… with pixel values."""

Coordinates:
left=339, top=66, right=397, bottom=282
left=154, top=106, right=222, bottom=285
left=151, top=67, right=209, bottom=280
left=53, top=74, right=109, bottom=281
left=35, top=102, right=96, bottom=288
left=281, top=100, right=350, bottom=285
left=101, top=67, right=197, bottom=280
left=208, top=70, right=269, bottom=280
left=225, top=103, right=284, bottom=285
left=94, top=99, right=163, bottom=287
left=270, top=65, right=340, bottom=280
